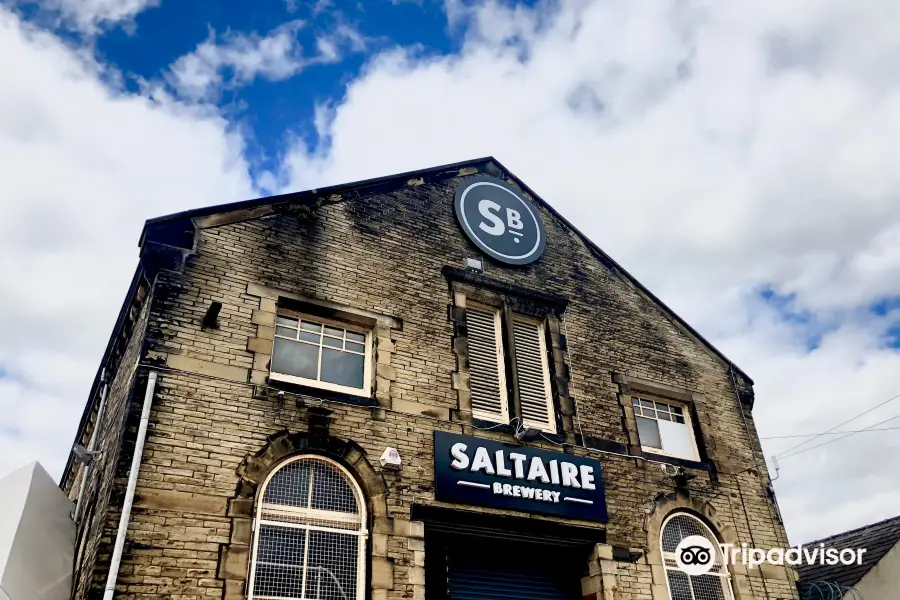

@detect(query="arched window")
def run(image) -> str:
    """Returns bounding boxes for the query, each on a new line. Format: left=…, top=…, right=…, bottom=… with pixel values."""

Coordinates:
left=661, top=512, right=734, bottom=600
left=248, top=456, right=367, bottom=600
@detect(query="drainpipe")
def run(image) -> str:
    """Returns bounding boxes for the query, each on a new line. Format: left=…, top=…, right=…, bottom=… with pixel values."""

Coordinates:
left=73, top=369, right=109, bottom=523
left=103, top=370, right=157, bottom=600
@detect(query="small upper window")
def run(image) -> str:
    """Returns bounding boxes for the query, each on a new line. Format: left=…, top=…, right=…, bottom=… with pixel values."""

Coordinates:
left=466, top=303, right=555, bottom=433
left=271, top=313, right=372, bottom=396
left=632, top=397, right=699, bottom=461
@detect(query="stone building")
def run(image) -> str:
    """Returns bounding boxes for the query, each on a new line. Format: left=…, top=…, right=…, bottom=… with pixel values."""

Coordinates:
left=60, top=157, right=798, bottom=600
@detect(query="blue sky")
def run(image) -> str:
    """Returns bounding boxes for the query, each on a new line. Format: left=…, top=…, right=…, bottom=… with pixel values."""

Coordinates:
left=1, top=0, right=899, bottom=544
left=93, top=0, right=462, bottom=175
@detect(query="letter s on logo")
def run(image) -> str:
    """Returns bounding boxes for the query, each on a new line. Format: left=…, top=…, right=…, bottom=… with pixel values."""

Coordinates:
left=450, top=443, right=469, bottom=470
left=478, top=200, right=505, bottom=236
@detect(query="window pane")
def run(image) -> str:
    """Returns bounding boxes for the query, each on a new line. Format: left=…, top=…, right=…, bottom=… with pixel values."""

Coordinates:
left=658, top=420, right=697, bottom=460
left=301, top=321, right=322, bottom=332
left=631, top=397, right=640, bottom=406
left=658, top=411, right=672, bottom=421
left=253, top=524, right=307, bottom=599
left=263, top=460, right=312, bottom=507
left=276, top=326, right=297, bottom=338
left=304, top=530, right=359, bottom=600
left=346, top=342, right=365, bottom=353
left=690, top=574, right=729, bottom=600
left=321, top=348, right=365, bottom=389
left=299, top=331, right=321, bottom=343
left=674, top=415, right=685, bottom=424
left=640, top=399, right=654, bottom=409
left=636, top=416, right=662, bottom=449
left=324, top=325, right=344, bottom=338
left=346, top=331, right=365, bottom=343
left=273, top=338, right=319, bottom=380
left=277, top=316, right=299, bottom=328
left=665, top=570, right=693, bottom=600
left=655, top=401, right=670, bottom=413
left=672, top=406, right=684, bottom=415
left=662, top=514, right=711, bottom=552
left=323, top=336, right=343, bottom=348
left=311, top=461, right=359, bottom=513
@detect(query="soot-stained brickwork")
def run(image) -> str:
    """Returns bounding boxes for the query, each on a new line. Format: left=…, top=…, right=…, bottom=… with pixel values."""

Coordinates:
left=61, top=157, right=797, bottom=600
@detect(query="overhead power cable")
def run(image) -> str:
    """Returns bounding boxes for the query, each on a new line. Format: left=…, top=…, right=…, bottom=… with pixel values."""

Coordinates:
left=778, top=413, right=900, bottom=460
left=761, top=426, right=900, bottom=440
left=774, top=392, right=900, bottom=458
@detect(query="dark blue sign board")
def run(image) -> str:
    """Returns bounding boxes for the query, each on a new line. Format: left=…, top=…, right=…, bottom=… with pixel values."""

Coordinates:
left=434, top=432, right=608, bottom=522
left=454, top=176, right=547, bottom=265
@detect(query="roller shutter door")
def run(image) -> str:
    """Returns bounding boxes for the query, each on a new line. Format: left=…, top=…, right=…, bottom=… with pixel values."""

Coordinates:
left=445, top=539, right=580, bottom=600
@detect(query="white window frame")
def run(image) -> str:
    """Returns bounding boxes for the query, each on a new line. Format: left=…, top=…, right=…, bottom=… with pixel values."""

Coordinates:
left=247, top=455, right=368, bottom=600
left=512, top=314, right=556, bottom=433
left=632, top=395, right=700, bottom=461
left=270, top=312, right=373, bottom=398
left=661, top=512, right=734, bottom=600
left=467, top=303, right=511, bottom=425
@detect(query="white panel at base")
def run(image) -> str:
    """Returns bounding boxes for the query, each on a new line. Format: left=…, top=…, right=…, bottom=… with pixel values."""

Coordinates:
left=658, top=420, right=699, bottom=461
left=0, top=462, right=75, bottom=600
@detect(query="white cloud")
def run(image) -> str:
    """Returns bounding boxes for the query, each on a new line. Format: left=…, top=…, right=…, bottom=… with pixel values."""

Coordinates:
left=280, top=0, right=900, bottom=543
left=316, top=22, right=367, bottom=61
left=0, top=6, right=254, bottom=479
left=19, top=0, right=160, bottom=34
left=167, top=20, right=368, bottom=102
left=167, top=21, right=308, bottom=101
left=2, top=0, right=900, bottom=547
left=284, top=0, right=333, bottom=16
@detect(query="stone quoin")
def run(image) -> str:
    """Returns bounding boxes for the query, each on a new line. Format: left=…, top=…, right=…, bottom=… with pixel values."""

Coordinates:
left=60, top=157, right=798, bottom=600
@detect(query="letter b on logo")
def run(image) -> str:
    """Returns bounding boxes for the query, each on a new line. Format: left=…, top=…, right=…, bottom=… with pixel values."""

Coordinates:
left=506, top=209, right=523, bottom=230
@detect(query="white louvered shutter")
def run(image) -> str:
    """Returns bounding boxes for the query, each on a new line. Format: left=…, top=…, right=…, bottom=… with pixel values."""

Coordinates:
left=512, top=318, right=555, bottom=432
left=466, top=306, right=509, bottom=423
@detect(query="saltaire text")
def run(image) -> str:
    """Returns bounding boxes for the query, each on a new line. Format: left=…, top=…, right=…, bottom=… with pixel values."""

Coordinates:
left=449, top=442, right=596, bottom=490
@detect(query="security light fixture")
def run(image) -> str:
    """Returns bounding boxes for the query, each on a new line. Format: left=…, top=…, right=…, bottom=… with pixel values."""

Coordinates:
left=514, top=427, right=541, bottom=442
left=72, top=444, right=100, bottom=467
left=660, top=463, right=683, bottom=477
left=380, top=447, right=402, bottom=470
left=465, top=257, right=483, bottom=272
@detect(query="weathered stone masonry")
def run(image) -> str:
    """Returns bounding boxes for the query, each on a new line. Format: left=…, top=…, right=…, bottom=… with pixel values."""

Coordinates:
left=61, top=158, right=797, bottom=600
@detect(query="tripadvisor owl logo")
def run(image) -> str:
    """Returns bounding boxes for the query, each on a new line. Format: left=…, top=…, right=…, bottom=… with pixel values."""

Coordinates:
left=674, top=536, right=869, bottom=575
left=675, top=536, right=716, bottom=575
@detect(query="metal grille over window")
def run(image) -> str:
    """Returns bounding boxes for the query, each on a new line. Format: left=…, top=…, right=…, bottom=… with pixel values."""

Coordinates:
left=512, top=318, right=554, bottom=431
left=661, top=513, right=733, bottom=600
left=465, top=306, right=508, bottom=423
left=249, top=456, right=367, bottom=600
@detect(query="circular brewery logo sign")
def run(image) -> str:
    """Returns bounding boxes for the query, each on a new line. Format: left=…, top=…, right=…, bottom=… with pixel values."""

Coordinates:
left=454, top=176, right=547, bottom=265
